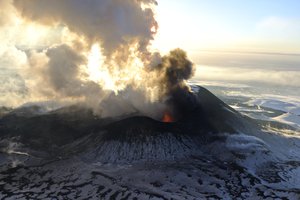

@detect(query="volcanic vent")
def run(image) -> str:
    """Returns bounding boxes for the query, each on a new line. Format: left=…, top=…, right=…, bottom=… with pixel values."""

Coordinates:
left=162, top=111, right=174, bottom=123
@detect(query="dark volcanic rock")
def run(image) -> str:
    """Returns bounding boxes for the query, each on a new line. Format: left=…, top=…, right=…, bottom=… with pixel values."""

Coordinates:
left=0, top=86, right=299, bottom=199
left=0, top=86, right=253, bottom=153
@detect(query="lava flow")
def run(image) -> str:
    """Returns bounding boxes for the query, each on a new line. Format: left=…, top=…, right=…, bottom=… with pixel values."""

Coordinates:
left=162, top=111, right=175, bottom=123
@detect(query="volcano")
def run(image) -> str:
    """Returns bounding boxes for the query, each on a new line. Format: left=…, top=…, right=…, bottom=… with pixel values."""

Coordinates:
left=0, top=86, right=299, bottom=199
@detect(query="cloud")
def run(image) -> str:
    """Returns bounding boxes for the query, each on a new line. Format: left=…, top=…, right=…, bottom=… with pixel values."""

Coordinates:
left=13, top=0, right=158, bottom=58
left=0, top=0, right=15, bottom=26
left=194, top=65, right=300, bottom=87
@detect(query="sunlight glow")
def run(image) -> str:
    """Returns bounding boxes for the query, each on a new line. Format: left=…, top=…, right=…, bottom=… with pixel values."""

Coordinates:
left=87, top=44, right=116, bottom=91
left=86, top=44, right=146, bottom=94
left=23, top=24, right=48, bottom=46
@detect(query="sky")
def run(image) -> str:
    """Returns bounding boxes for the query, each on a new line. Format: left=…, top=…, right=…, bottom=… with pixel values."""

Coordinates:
left=153, top=0, right=300, bottom=54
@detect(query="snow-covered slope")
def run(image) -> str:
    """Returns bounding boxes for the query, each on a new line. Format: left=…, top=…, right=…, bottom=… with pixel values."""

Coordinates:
left=0, top=86, right=299, bottom=199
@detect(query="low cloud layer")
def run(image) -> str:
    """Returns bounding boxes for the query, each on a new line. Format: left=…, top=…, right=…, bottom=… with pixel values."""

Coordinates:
left=194, top=65, right=300, bottom=87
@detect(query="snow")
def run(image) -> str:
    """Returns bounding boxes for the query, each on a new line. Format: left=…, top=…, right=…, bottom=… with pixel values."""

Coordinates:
left=272, top=113, right=300, bottom=129
left=248, top=98, right=300, bottom=116
left=1, top=84, right=300, bottom=199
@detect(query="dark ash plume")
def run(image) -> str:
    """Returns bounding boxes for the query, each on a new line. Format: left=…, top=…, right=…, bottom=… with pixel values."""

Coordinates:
left=150, top=48, right=196, bottom=120
left=155, top=48, right=195, bottom=97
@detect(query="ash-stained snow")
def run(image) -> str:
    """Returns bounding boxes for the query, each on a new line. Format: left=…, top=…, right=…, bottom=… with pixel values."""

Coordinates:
left=0, top=85, right=300, bottom=199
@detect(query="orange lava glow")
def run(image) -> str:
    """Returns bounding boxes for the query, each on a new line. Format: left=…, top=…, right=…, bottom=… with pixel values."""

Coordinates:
left=162, top=111, right=174, bottom=123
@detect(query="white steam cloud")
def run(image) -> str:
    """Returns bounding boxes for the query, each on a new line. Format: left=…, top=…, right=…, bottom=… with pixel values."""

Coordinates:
left=13, top=0, right=158, bottom=57
left=0, top=0, right=195, bottom=119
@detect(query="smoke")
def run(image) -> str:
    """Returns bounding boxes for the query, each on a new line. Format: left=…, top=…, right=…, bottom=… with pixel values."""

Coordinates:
left=0, top=0, right=195, bottom=118
left=156, top=49, right=195, bottom=96
left=13, top=0, right=157, bottom=58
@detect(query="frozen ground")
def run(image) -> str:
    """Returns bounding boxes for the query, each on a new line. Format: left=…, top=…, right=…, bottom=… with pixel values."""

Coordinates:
left=0, top=85, right=299, bottom=199
left=190, top=80, right=300, bottom=134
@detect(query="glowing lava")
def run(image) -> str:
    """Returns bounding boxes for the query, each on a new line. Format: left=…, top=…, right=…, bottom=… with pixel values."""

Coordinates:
left=162, top=111, right=174, bottom=123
